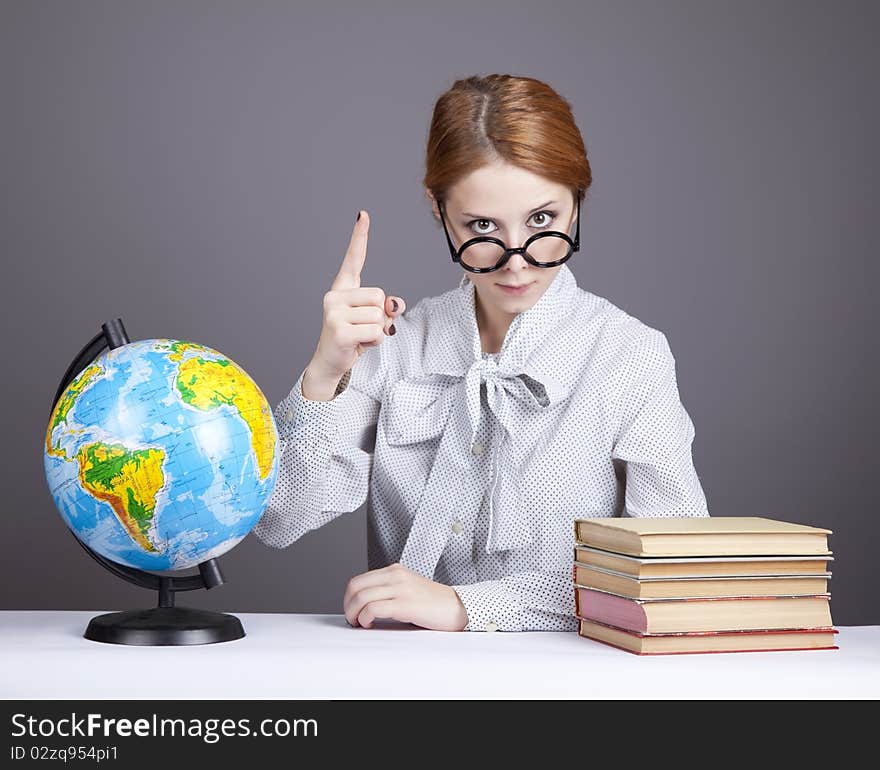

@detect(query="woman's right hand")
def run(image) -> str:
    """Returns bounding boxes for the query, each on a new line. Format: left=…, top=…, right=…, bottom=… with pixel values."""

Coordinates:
left=302, top=210, right=406, bottom=401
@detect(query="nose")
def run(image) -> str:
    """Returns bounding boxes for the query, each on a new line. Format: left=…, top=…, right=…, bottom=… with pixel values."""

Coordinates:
left=501, top=251, right=529, bottom=271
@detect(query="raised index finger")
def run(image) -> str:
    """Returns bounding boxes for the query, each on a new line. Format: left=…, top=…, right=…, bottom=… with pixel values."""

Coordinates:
left=331, top=210, right=370, bottom=291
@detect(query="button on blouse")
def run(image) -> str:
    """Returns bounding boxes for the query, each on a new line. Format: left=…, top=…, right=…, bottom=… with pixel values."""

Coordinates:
left=253, top=264, right=710, bottom=631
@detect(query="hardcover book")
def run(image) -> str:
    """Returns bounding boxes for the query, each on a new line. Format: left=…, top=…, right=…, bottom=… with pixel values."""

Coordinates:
left=572, top=516, right=832, bottom=557
left=572, top=544, right=832, bottom=578
left=577, top=618, right=839, bottom=655
left=574, top=585, right=833, bottom=634
left=572, top=562, right=830, bottom=599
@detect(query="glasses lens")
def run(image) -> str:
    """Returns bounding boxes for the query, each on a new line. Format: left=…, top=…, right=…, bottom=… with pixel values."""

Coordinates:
left=525, top=233, right=572, bottom=265
left=457, top=232, right=573, bottom=270
left=459, top=240, right=506, bottom=271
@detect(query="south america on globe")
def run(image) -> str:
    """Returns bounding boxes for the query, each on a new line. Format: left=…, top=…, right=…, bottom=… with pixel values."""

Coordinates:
left=44, top=339, right=280, bottom=571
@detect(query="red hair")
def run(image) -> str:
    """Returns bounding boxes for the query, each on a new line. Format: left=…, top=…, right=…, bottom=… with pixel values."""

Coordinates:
left=423, top=74, right=592, bottom=205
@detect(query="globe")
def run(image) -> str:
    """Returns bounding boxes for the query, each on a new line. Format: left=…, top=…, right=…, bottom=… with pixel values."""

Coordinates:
left=44, top=338, right=280, bottom=573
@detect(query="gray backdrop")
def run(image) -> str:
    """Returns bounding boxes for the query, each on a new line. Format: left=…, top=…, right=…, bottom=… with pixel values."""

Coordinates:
left=2, top=0, right=877, bottom=625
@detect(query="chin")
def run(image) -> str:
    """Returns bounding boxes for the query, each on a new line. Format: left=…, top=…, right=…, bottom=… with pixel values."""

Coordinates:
left=498, top=294, right=538, bottom=313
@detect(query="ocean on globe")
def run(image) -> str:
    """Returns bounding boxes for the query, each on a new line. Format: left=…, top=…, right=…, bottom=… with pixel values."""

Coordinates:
left=44, top=338, right=279, bottom=571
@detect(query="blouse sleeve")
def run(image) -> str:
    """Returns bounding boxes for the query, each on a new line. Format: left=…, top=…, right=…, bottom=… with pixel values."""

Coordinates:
left=252, top=343, right=386, bottom=550
left=451, top=570, right=577, bottom=632
left=611, top=328, right=710, bottom=518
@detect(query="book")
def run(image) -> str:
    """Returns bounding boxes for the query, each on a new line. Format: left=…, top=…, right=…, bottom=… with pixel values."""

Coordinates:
left=577, top=618, right=840, bottom=655
left=573, top=562, right=831, bottom=599
left=573, top=516, right=832, bottom=557
left=572, top=543, right=833, bottom=578
left=574, top=585, right=833, bottom=633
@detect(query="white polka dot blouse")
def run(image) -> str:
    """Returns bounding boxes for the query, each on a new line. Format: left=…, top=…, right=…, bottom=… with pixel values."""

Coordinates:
left=253, top=263, right=710, bottom=632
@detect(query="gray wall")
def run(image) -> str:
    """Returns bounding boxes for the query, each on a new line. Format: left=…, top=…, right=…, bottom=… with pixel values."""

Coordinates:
left=2, top=0, right=877, bottom=625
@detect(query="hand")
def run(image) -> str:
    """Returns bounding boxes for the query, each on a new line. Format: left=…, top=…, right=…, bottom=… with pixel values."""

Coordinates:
left=343, top=562, right=469, bottom=631
left=304, top=210, right=406, bottom=397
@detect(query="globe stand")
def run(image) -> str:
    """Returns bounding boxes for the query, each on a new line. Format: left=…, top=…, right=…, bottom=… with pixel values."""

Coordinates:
left=53, top=318, right=245, bottom=646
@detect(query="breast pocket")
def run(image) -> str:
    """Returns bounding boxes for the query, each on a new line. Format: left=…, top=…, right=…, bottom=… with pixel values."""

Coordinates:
left=381, top=376, right=457, bottom=447
left=373, top=377, right=458, bottom=522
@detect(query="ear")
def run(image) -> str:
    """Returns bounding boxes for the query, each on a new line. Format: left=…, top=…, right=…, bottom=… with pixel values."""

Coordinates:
left=567, top=199, right=579, bottom=232
left=425, top=188, right=441, bottom=222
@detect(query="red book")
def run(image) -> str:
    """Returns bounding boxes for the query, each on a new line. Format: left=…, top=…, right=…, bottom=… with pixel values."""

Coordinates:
left=574, top=585, right=833, bottom=634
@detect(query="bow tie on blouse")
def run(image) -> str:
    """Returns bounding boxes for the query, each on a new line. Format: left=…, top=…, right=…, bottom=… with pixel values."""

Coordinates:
left=388, top=265, right=582, bottom=579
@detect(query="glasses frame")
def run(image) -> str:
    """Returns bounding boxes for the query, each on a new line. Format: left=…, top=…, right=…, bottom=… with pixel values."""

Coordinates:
left=437, top=191, right=581, bottom=273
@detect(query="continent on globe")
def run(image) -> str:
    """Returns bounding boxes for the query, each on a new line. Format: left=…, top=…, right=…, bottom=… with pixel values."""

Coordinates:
left=174, top=355, right=276, bottom=481
left=76, top=441, right=165, bottom=553
left=45, top=363, right=104, bottom=460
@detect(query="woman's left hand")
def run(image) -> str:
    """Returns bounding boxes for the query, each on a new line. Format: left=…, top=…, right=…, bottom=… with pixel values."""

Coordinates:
left=343, top=563, right=469, bottom=631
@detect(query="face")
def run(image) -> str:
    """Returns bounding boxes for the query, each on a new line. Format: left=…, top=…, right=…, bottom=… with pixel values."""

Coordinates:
left=428, top=159, right=578, bottom=318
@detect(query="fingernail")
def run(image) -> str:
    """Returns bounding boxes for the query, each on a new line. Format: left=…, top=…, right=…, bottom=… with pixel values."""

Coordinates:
left=388, top=323, right=396, bottom=335
left=391, top=298, right=398, bottom=312
left=356, top=210, right=361, bottom=221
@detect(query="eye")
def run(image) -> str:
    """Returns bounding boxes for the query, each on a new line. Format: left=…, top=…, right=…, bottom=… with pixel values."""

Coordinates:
left=528, top=210, right=557, bottom=229
left=467, top=218, right=497, bottom=236
left=465, top=210, right=558, bottom=236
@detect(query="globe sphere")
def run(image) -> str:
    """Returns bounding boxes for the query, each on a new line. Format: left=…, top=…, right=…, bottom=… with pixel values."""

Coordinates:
left=44, top=339, right=279, bottom=571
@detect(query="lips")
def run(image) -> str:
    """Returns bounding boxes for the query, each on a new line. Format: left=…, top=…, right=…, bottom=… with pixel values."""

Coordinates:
left=497, top=281, right=534, bottom=293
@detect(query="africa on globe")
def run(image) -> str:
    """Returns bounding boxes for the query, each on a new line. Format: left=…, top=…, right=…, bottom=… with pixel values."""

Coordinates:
left=44, top=339, right=280, bottom=572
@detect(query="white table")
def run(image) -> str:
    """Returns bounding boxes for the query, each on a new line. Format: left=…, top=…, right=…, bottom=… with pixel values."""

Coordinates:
left=2, top=611, right=878, bottom=699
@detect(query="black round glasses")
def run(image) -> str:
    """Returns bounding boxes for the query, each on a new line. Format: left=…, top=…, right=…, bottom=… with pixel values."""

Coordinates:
left=437, top=193, right=581, bottom=273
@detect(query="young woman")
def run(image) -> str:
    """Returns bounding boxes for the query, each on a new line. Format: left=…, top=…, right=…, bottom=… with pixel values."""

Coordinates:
left=253, top=74, right=710, bottom=633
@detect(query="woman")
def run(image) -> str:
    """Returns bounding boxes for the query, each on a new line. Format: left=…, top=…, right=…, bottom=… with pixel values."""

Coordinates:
left=253, top=74, right=710, bottom=633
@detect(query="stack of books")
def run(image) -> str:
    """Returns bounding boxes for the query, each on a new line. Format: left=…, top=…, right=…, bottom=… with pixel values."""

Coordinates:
left=571, top=517, right=838, bottom=655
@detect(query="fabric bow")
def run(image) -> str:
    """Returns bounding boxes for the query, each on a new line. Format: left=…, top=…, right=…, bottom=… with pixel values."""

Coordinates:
left=383, top=265, right=580, bottom=578
left=388, top=264, right=581, bottom=579
left=386, top=357, right=550, bottom=558
left=465, top=355, right=550, bottom=551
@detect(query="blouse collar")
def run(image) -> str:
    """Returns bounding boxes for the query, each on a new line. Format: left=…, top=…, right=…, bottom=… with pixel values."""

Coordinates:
left=421, top=263, right=584, bottom=406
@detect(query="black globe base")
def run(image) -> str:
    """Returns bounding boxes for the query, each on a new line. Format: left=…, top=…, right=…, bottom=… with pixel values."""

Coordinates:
left=84, top=606, right=245, bottom=646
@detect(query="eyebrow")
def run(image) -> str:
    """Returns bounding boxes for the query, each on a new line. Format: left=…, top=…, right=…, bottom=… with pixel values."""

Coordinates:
left=461, top=200, right=556, bottom=219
